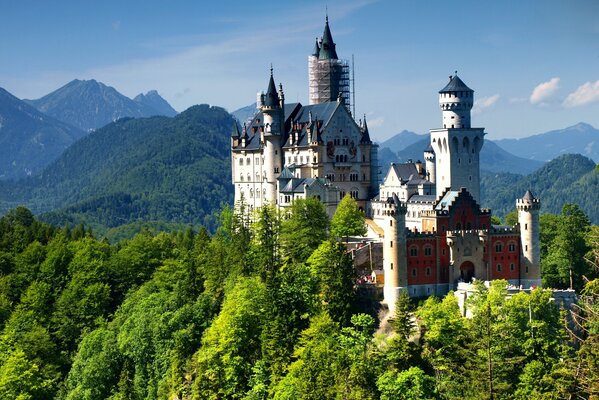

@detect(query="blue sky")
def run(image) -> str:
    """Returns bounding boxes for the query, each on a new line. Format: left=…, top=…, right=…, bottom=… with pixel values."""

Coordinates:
left=1, top=0, right=598, bottom=141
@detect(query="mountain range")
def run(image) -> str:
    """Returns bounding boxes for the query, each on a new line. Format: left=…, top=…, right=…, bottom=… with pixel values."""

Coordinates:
left=377, top=131, right=545, bottom=174
left=481, top=154, right=598, bottom=223
left=25, top=79, right=177, bottom=132
left=0, top=88, right=85, bottom=180
left=0, top=105, right=234, bottom=239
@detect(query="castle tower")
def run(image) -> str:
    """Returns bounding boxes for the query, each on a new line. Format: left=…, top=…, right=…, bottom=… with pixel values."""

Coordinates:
left=517, top=190, right=542, bottom=287
left=430, top=73, right=485, bottom=203
left=308, top=16, right=350, bottom=107
left=424, top=143, right=436, bottom=186
left=383, top=194, right=408, bottom=312
left=258, top=68, right=284, bottom=204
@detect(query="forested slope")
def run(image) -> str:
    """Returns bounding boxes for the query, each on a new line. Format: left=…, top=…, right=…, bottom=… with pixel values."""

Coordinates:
left=0, top=201, right=597, bottom=399
left=0, top=105, right=235, bottom=235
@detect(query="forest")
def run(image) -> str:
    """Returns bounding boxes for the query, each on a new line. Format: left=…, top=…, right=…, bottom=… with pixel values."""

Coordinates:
left=0, top=197, right=597, bottom=399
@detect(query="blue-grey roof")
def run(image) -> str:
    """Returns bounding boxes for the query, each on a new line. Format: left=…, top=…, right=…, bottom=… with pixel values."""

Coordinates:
left=439, top=74, right=473, bottom=93
left=435, top=190, right=460, bottom=211
left=408, top=194, right=436, bottom=203
left=522, top=190, right=536, bottom=201
left=390, top=163, right=419, bottom=182
left=264, top=72, right=280, bottom=108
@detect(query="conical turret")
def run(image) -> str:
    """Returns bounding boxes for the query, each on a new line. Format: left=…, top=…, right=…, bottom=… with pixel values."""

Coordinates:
left=319, top=15, right=338, bottom=60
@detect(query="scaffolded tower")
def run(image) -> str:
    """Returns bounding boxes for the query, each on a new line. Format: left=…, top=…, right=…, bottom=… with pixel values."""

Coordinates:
left=308, top=16, right=351, bottom=108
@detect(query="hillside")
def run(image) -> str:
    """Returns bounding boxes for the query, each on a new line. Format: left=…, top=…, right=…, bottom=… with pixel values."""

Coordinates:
left=231, top=102, right=257, bottom=125
left=0, top=87, right=85, bottom=180
left=25, top=79, right=176, bottom=131
left=495, top=122, right=599, bottom=162
left=381, top=136, right=544, bottom=174
left=0, top=104, right=235, bottom=234
left=481, top=154, right=598, bottom=222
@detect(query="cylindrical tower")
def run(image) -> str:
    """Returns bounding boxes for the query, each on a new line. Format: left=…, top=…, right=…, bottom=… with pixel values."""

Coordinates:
left=439, top=73, right=473, bottom=129
left=261, top=69, right=283, bottom=205
left=516, top=190, right=542, bottom=287
left=424, top=144, right=436, bottom=186
left=383, top=194, right=408, bottom=312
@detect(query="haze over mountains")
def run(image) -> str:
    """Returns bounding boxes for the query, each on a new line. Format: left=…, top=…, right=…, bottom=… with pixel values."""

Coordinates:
left=0, top=105, right=234, bottom=239
left=0, top=80, right=177, bottom=180
left=25, top=79, right=177, bottom=132
left=377, top=131, right=545, bottom=174
left=0, top=88, right=85, bottom=180
left=494, top=122, right=599, bottom=163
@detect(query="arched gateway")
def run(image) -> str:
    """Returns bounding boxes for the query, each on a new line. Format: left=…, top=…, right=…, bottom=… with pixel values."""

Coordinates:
left=460, top=261, right=475, bottom=282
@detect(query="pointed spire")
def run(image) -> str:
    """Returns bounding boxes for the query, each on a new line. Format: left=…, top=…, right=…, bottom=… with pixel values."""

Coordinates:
left=361, top=114, right=371, bottom=144
left=319, top=16, right=338, bottom=60
left=263, top=66, right=280, bottom=108
left=231, top=121, right=240, bottom=138
left=312, top=37, right=320, bottom=57
left=522, top=190, right=536, bottom=201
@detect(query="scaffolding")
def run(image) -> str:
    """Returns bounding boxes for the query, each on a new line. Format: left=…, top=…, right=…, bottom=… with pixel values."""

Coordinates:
left=309, top=56, right=351, bottom=110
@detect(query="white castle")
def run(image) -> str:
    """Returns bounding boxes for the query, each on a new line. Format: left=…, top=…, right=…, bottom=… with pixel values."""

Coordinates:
left=231, top=18, right=541, bottom=311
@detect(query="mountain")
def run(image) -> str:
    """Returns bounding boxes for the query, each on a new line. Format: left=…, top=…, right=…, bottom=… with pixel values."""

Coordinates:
left=25, top=79, right=177, bottom=131
left=231, top=103, right=257, bottom=125
left=0, top=87, right=85, bottom=180
left=381, top=136, right=544, bottom=174
left=0, top=104, right=235, bottom=235
left=133, top=90, right=177, bottom=117
left=379, top=130, right=426, bottom=151
left=495, top=122, right=599, bottom=163
left=481, top=154, right=598, bottom=223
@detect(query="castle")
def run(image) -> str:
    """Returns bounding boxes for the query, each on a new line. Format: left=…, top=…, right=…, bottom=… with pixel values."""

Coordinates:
left=231, top=17, right=541, bottom=311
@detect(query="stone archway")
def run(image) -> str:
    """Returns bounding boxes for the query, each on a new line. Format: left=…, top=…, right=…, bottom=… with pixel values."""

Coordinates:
left=460, top=261, right=475, bottom=283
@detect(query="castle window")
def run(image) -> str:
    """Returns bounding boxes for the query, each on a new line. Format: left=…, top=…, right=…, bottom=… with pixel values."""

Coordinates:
left=458, top=158, right=461, bottom=165
left=525, top=245, right=528, bottom=251
left=469, top=176, right=472, bottom=181
left=508, top=243, right=516, bottom=252
left=410, top=247, right=418, bottom=257
left=510, top=263, right=515, bottom=271
left=525, top=223, right=528, bottom=230
left=424, top=246, right=432, bottom=256
left=412, top=268, right=417, bottom=277
left=391, top=263, right=393, bottom=270
left=390, top=241, right=393, bottom=248
left=362, top=155, right=366, bottom=162
left=497, top=264, right=502, bottom=272
left=495, top=242, right=503, bottom=252
left=247, top=157, right=250, bottom=164
left=442, top=248, right=446, bottom=256
left=250, top=189, right=253, bottom=198
left=274, top=167, right=279, bottom=173
left=240, top=174, right=244, bottom=182
left=390, top=220, right=393, bottom=226
left=239, top=158, right=244, bottom=166
left=526, top=265, right=529, bottom=273
left=425, top=267, right=431, bottom=276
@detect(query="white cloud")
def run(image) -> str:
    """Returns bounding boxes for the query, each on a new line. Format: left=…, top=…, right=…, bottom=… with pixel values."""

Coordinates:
left=563, top=80, right=599, bottom=107
left=472, top=94, right=500, bottom=114
left=530, top=77, right=560, bottom=104
left=366, top=116, right=384, bottom=128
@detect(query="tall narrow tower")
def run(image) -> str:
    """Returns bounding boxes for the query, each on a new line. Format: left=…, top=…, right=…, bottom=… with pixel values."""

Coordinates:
left=258, top=68, right=284, bottom=205
left=429, top=74, right=485, bottom=203
left=517, top=190, right=542, bottom=287
left=308, top=16, right=350, bottom=107
left=383, top=194, right=408, bottom=312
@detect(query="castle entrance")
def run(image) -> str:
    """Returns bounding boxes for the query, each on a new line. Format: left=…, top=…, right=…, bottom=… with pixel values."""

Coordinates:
left=460, top=261, right=475, bottom=283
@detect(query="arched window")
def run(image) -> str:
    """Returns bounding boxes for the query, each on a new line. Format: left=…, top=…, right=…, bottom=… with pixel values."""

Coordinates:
left=239, top=158, right=244, bottom=166
left=240, top=174, right=244, bottom=182
left=409, top=246, right=418, bottom=257
left=495, top=242, right=503, bottom=253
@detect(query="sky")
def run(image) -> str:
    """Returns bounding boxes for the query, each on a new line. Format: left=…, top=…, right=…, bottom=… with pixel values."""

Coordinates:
left=1, top=0, right=598, bottom=141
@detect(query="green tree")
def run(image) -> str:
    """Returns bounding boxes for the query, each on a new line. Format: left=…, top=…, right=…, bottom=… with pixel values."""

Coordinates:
left=307, top=240, right=355, bottom=325
left=280, top=198, right=329, bottom=264
left=377, top=367, right=437, bottom=400
left=330, top=194, right=366, bottom=242
left=542, top=204, right=591, bottom=290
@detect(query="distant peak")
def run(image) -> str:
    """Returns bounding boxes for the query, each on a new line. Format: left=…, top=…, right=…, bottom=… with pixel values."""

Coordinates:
left=570, top=122, right=594, bottom=131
